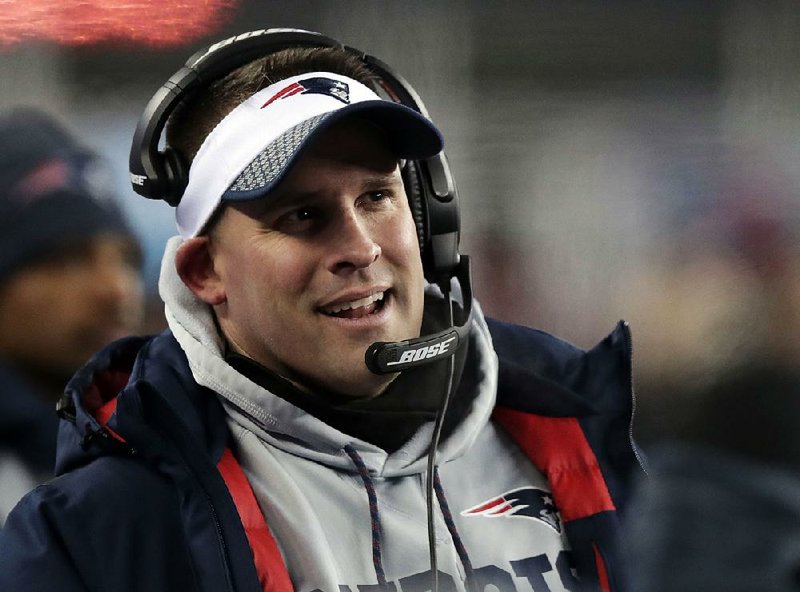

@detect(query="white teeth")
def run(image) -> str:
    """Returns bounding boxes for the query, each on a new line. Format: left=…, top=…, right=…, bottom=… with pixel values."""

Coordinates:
left=323, top=291, right=385, bottom=314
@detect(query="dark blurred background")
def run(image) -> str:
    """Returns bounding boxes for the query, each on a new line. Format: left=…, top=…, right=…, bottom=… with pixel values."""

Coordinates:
left=2, top=0, right=798, bottom=447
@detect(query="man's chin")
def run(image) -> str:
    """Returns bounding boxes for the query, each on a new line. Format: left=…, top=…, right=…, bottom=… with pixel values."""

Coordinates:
left=324, top=366, right=398, bottom=400
left=279, top=354, right=398, bottom=400
left=316, top=364, right=398, bottom=399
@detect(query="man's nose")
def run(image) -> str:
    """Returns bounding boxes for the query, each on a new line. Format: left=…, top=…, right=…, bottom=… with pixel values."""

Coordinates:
left=325, top=211, right=382, bottom=274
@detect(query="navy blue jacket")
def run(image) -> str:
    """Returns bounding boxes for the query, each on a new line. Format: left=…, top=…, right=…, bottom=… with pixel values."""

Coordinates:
left=0, top=319, right=642, bottom=592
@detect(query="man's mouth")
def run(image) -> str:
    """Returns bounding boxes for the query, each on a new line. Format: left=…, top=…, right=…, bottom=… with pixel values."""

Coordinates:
left=320, top=291, right=386, bottom=319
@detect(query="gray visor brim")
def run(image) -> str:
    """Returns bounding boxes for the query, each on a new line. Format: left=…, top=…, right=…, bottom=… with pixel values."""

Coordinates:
left=221, top=100, right=443, bottom=202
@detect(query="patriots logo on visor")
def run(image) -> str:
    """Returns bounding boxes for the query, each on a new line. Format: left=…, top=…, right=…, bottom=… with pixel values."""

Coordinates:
left=461, top=487, right=562, bottom=533
left=261, top=77, right=350, bottom=108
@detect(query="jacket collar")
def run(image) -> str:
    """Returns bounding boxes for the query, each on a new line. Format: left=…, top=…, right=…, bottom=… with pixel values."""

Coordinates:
left=55, top=332, right=229, bottom=476
left=489, top=318, right=633, bottom=418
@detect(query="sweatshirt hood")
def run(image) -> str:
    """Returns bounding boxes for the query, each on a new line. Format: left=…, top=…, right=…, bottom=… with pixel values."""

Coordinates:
left=159, top=236, right=498, bottom=476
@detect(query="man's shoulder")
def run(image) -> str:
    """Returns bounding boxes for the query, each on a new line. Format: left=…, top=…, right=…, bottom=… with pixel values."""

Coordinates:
left=486, top=317, right=630, bottom=374
left=0, top=453, right=194, bottom=590
left=485, top=317, right=633, bottom=415
left=486, top=317, right=585, bottom=363
left=15, top=453, right=177, bottom=521
left=1, top=455, right=176, bottom=557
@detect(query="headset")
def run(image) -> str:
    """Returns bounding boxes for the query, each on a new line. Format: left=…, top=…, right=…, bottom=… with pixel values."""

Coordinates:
left=128, top=28, right=473, bottom=374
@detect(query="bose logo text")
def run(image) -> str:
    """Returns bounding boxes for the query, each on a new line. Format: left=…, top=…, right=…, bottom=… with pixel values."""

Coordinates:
left=130, top=173, right=147, bottom=186
left=386, top=336, right=457, bottom=366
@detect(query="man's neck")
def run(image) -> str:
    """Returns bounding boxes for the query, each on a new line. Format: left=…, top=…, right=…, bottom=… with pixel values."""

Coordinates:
left=224, top=339, right=471, bottom=452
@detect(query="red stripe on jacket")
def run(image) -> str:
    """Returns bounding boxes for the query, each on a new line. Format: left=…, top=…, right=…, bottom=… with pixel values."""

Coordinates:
left=217, top=448, right=294, bottom=592
left=593, top=543, right=612, bottom=592
left=492, top=407, right=616, bottom=522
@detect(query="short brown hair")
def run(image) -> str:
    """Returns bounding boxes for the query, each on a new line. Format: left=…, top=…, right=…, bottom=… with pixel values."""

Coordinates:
left=166, top=46, right=377, bottom=164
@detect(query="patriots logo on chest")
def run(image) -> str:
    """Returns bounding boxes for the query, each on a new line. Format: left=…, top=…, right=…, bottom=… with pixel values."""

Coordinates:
left=461, top=487, right=562, bottom=533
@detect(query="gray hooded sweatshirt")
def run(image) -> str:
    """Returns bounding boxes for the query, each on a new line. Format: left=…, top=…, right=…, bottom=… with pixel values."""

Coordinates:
left=160, top=236, right=574, bottom=592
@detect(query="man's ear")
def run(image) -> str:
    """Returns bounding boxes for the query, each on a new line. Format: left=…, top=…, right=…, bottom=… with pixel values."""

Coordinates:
left=175, top=237, right=226, bottom=305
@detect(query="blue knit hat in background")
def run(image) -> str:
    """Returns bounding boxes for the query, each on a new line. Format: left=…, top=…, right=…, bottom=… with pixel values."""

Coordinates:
left=0, top=108, right=136, bottom=283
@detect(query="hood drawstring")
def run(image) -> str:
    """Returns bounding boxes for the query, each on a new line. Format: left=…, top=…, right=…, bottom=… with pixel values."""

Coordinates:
left=345, top=445, right=388, bottom=587
left=343, top=445, right=477, bottom=590
left=433, top=468, right=476, bottom=585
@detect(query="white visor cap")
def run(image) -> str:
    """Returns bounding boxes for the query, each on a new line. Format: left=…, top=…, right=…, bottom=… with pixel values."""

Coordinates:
left=176, top=72, right=444, bottom=238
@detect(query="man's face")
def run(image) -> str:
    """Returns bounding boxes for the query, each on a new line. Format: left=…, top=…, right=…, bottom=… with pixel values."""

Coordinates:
left=0, top=234, right=144, bottom=389
left=206, top=119, right=426, bottom=398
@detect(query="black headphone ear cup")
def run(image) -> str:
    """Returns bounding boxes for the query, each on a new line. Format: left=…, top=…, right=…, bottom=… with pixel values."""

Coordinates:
left=161, top=147, right=189, bottom=207
left=402, top=160, right=427, bottom=255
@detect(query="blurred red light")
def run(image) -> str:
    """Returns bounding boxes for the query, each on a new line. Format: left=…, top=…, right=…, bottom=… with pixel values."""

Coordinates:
left=0, top=0, right=238, bottom=48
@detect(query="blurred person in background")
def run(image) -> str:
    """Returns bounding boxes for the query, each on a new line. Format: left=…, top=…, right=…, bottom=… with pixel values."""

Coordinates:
left=0, top=108, right=144, bottom=524
left=625, top=173, right=800, bottom=590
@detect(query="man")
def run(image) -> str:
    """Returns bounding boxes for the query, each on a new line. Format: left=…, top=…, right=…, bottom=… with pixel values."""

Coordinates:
left=0, top=32, right=641, bottom=592
left=0, top=108, right=144, bottom=524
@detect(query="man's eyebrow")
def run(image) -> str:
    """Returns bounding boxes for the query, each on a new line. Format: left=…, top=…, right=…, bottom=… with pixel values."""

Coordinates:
left=251, top=169, right=403, bottom=213
left=256, top=188, right=321, bottom=211
left=360, top=172, right=404, bottom=189
left=269, top=173, right=401, bottom=203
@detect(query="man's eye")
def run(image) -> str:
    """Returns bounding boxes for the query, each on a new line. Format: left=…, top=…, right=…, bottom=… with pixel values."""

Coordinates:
left=289, top=207, right=314, bottom=221
left=281, top=206, right=319, bottom=223
left=274, top=206, right=321, bottom=232
left=356, top=190, right=400, bottom=212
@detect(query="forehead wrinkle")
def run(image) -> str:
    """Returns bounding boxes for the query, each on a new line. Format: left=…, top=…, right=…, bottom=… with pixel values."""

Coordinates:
left=359, top=169, right=403, bottom=188
left=267, top=162, right=401, bottom=202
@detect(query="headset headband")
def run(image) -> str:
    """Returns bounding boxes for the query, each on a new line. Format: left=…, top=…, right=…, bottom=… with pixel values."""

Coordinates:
left=128, top=27, right=460, bottom=285
left=130, top=29, right=346, bottom=204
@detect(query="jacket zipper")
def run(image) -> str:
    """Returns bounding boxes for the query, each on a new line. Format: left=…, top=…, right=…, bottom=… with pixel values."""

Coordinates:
left=208, top=497, right=237, bottom=592
left=146, top=390, right=240, bottom=592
